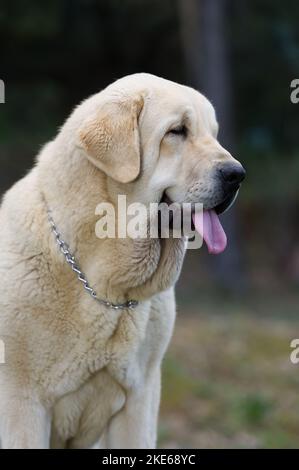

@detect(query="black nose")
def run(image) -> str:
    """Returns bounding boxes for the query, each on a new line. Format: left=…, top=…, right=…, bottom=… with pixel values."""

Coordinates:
left=219, top=162, right=246, bottom=186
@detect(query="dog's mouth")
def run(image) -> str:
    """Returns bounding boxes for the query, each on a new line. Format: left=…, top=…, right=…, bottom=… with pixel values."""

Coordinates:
left=160, top=188, right=240, bottom=255
left=214, top=189, right=239, bottom=215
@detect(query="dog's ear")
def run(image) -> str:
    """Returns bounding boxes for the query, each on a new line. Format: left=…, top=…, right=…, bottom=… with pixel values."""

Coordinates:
left=78, top=94, right=144, bottom=184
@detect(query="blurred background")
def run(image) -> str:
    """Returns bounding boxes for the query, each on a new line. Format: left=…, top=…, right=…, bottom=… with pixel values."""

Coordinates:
left=1, top=0, right=299, bottom=448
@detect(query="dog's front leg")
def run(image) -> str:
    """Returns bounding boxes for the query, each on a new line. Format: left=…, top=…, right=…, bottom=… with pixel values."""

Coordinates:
left=106, top=368, right=161, bottom=449
left=0, top=396, right=50, bottom=449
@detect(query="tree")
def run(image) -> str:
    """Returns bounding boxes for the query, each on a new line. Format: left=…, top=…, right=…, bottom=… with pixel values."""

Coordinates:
left=178, top=0, right=245, bottom=292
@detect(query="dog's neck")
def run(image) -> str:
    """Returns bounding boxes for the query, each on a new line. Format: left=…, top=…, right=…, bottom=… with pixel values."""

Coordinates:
left=37, top=140, right=187, bottom=304
left=38, top=140, right=107, bottom=245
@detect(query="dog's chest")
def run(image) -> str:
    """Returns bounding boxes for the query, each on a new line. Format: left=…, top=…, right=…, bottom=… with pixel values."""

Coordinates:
left=105, top=290, right=176, bottom=389
left=45, top=290, right=175, bottom=400
left=86, top=293, right=175, bottom=389
left=52, top=290, right=176, bottom=446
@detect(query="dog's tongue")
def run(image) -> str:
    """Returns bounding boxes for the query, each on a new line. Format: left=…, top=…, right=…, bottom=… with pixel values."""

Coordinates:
left=192, top=210, right=227, bottom=254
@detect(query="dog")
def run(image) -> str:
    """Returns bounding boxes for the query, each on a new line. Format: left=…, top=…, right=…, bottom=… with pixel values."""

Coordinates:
left=0, top=73, right=245, bottom=448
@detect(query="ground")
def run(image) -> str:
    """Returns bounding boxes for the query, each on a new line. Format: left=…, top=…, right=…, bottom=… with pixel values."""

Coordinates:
left=159, top=293, right=299, bottom=448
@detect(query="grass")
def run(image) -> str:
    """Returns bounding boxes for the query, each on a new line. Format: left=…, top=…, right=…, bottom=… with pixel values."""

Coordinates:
left=159, top=295, right=299, bottom=448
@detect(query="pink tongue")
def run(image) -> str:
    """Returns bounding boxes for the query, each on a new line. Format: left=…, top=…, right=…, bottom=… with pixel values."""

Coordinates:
left=192, top=210, right=227, bottom=255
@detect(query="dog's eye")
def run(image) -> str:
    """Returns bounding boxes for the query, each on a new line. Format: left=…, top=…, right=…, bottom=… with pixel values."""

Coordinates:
left=167, top=125, right=188, bottom=138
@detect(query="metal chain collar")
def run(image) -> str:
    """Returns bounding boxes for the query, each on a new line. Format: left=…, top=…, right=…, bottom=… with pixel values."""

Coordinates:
left=48, top=211, right=138, bottom=310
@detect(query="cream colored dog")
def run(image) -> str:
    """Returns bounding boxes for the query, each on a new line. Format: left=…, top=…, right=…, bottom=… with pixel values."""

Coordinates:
left=0, top=73, right=245, bottom=448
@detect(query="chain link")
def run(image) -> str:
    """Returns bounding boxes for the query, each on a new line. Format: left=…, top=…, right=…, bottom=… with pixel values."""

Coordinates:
left=48, top=212, right=138, bottom=310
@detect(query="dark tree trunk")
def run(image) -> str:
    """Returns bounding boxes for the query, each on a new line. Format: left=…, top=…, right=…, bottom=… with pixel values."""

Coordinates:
left=178, top=0, right=246, bottom=293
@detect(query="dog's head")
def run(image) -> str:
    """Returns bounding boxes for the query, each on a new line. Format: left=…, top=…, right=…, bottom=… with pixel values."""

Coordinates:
left=76, top=73, right=245, bottom=253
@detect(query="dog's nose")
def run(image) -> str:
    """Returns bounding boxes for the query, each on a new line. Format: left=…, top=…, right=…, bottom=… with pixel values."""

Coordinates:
left=219, top=162, right=246, bottom=186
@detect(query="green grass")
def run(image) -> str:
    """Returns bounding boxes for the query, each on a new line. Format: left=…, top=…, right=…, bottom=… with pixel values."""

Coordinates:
left=159, top=297, right=299, bottom=448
